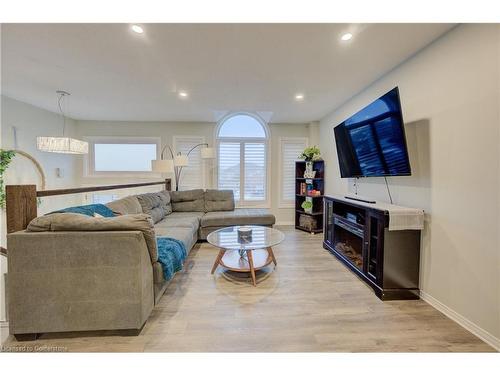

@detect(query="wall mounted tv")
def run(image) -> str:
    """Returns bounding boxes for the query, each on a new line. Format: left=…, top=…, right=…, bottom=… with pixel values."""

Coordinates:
left=334, top=87, right=411, bottom=178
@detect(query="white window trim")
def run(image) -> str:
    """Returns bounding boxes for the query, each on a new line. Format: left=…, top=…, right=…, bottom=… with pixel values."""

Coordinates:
left=84, top=136, right=161, bottom=178
left=172, top=135, right=207, bottom=190
left=278, top=136, right=309, bottom=208
left=215, top=112, right=271, bottom=208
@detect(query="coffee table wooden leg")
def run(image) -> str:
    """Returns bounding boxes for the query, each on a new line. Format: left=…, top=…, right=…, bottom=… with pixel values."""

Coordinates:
left=246, top=250, right=257, bottom=286
left=267, top=246, right=277, bottom=266
left=211, top=249, right=225, bottom=274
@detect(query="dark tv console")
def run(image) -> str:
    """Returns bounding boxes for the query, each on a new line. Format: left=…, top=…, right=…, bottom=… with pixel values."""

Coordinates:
left=345, top=195, right=376, bottom=204
left=323, top=195, right=421, bottom=300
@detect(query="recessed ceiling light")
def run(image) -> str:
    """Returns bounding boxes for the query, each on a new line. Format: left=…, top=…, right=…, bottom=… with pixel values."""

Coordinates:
left=295, top=94, right=304, bottom=101
left=131, top=25, right=144, bottom=34
left=178, top=91, right=189, bottom=98
left=341, top=33, right=353, bottom=41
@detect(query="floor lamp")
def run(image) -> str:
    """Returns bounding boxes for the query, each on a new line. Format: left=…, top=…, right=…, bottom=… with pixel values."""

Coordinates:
left=152, top=143, right=215, bottom=191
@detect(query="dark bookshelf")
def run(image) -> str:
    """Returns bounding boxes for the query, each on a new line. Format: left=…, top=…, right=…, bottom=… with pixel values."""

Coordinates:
left=295, top=160, right=325, bottom=234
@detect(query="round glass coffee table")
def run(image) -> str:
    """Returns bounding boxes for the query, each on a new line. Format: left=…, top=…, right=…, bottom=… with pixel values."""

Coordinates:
left=207, top=225, right=285, bottom=286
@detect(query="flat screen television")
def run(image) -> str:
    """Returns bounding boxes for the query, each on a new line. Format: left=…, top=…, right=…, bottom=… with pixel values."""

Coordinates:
left=334, top=87, right=411, bottom=178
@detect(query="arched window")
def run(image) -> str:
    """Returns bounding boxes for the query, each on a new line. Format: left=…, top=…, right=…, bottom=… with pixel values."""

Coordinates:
left=216, top=113, right=269, bottom=205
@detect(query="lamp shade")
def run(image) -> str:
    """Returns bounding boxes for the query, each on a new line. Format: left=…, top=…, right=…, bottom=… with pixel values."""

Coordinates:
left=37, top=136, right=88, bottom=154
left=201, top=147, right=215, bottom=159
left=174, top=154, right=189, bottom=167
left=151, top=159, right=174, bottom=173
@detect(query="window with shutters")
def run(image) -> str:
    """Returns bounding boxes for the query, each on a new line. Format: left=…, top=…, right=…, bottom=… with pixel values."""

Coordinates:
left=279, top=137, right=308, bottom=207
left=216, top=113, right=269, bottom=206
left=173, top=136, right=205, bottom=190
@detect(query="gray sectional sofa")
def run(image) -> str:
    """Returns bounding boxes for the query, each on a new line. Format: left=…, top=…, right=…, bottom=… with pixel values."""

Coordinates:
left=7, top=189, right=275, bottom=340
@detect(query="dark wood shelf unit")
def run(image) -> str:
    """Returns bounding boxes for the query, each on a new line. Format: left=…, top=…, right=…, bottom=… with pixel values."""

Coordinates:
left=295, top=210, right=323, bottom=216
left=323, top=196, right=421, bottom=300
left=296, top=194, right=324, bottom=198
left=295, top=160, right=324, bottom=234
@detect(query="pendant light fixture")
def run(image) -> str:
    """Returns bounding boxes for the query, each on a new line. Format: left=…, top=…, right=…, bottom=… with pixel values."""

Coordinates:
left=37, top=90, right=89, bottom=154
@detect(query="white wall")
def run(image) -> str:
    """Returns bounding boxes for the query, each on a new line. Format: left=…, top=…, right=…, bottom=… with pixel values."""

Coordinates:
left=0, top=95, right=83, bottom=342
left=75, top=119, right=310, bottom=224
left=319, top=24, right=500, bottom=347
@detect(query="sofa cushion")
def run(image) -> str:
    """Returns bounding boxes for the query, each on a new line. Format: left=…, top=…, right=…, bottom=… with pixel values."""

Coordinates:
left=158, top=190, right=173, bottom=215
left=168, top=211, right=205, bottom=221
left=204, top=189, right=235, bottom=212
left=136, top=191, right=172, bottom=223
left=27, top=213, right=158, bottom=263
left=154, top=215, right=200, bottom=232
left=106, top=196, right=143, bottom=215
left=200, top=208, right=275, bottom=228
left=153, top=226, right=197, bottom=253
left=170, top=189, right=205, bottom=212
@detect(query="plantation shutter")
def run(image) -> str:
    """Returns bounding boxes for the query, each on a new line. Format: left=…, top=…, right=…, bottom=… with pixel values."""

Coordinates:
left=244, top=142, right=266, bottom=201
left=281, top=138, right=308, bottom=205
left=218, top=142, right=241, bottom=200
left=174, top=137, right=204, bottom=190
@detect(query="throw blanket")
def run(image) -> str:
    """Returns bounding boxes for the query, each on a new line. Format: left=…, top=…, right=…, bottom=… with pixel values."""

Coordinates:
left=156, top=237, right=187, bottom=281
left=50, top=204, right=116, bottom=218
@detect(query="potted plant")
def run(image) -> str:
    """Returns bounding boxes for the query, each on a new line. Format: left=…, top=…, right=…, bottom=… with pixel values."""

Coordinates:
left=301, top=200, right=313, bottom=214
left=0, top=149, right=16, bottom=209
left=299, top=146, right=322, bottom=178
left=299, top=146, right=322, bottom=162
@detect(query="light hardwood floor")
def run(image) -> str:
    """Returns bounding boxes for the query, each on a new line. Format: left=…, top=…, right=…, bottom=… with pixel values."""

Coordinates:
left=2, top=226, right=495, bottom=352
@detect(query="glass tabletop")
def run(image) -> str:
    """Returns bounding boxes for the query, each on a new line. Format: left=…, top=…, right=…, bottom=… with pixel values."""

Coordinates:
left=206, top=225, right=285, bottom=250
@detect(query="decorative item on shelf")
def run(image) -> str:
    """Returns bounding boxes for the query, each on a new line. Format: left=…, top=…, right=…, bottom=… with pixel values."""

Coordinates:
left=305, top=182, right=314, bottom=195
left=299, top=182, right=306, bottom=195
left=301, top=199, right=313, bottom=214
left=237, top=226, right=253, bottom=256
left=308, top=189, right=321, bottom=197
left=37, top=91, right=89, bottom=154
left=237, top=226, right=253, bottom=243
left=299, top=214, right=318, bottom=232
left=304, top=163, right=317, bottom=178
left=152, top=143, right=215, bottom=191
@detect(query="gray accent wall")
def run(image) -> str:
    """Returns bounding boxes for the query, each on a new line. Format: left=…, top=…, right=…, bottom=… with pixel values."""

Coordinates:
left=319, top=24, right=500, bottom=348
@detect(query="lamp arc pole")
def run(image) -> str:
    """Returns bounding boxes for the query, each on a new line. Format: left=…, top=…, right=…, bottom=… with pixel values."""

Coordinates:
left=158, top=143, right=210, bottom=191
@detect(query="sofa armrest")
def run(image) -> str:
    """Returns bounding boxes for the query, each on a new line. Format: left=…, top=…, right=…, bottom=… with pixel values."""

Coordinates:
left=7, top=230, right=154, bottom=335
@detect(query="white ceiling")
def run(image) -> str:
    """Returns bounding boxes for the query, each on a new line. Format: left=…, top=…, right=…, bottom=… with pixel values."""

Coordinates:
left=1, top=23, right=454, bottom=123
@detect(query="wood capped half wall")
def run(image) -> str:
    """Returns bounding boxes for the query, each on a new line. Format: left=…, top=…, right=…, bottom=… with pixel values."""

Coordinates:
left=5, top=179, right=172, bottom=235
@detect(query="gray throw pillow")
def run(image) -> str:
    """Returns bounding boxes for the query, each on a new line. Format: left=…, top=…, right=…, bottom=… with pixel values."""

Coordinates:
left=136, top=192, right=171, bottom=223
left=106, top=196, right=143, bottom=215
left=158, top=190, right=173, bottom=216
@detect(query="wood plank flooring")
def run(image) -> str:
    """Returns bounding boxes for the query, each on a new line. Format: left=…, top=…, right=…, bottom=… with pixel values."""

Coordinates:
left=2, top=227, right=495, bottom=352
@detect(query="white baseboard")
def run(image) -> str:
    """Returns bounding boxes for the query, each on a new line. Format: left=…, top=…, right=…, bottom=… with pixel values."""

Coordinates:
left=0, top=320, right=9, bottom=346
left=420, top=291, right=500, bottom=352
left=275, top=221, right=294, bottom=226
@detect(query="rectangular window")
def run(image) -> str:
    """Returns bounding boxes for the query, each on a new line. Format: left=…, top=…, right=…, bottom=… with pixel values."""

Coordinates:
left=280, top=137, right=308, bottom=207
left=85, top=137, right=160, bottom=177
left=174, top=136, right=205, bottom=190
left=94, top=144, right=157, bottom=172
